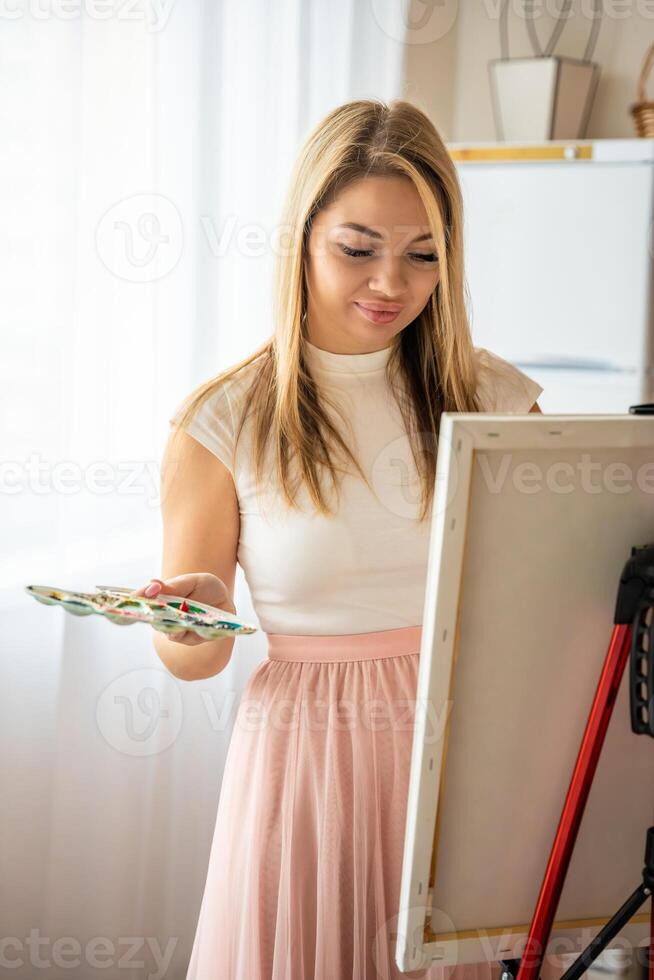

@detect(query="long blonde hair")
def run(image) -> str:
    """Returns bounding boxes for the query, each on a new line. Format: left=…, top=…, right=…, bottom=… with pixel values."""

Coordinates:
left=169, top=98, right=480, bottom=523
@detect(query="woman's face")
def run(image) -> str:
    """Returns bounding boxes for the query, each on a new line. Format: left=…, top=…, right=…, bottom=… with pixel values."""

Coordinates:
left=304, top=174, right=441, bottom=355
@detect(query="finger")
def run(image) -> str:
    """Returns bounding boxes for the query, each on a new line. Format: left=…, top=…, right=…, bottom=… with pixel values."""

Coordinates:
left=129, top=578, right=166, bottom=598
left=154, top=573, right=200, bottom=599
left=144, top=578, right=166, bottom=597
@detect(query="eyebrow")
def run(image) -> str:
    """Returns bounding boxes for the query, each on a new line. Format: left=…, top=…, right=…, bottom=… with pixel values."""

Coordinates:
left=336, top=222, right=435, bottom=244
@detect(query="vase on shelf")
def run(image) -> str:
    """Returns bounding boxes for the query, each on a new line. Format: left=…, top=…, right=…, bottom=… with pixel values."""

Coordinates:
left=489, top=0, right=601, bottom=141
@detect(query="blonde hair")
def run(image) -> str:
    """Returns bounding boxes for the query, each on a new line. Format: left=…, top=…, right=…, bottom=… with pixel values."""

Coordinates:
left=169, top=98, right=480, bottom=523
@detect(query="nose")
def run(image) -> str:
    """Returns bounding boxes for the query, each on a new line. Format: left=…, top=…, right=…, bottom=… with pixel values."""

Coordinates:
left=367, top=258, right=409, bottom=298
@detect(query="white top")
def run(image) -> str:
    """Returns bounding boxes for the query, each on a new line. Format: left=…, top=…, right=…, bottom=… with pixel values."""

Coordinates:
left=169, top=341, right=543, bottom=636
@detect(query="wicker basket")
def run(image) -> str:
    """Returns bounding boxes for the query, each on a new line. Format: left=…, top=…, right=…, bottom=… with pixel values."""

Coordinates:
left=630, top=41, right=654, bottom=137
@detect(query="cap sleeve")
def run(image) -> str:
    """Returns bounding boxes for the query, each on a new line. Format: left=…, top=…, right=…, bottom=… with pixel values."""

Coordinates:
left=169, top=382, right=236, bottom=476
left=474, top=347, right=544, bottom=413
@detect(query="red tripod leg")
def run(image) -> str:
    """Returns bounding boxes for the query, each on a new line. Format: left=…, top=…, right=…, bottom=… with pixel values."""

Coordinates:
left=515, top=623, right=633, bottom=980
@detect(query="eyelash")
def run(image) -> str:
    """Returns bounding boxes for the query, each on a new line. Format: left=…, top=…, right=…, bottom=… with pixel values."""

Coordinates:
left=339, top=244, right=439, bottom=264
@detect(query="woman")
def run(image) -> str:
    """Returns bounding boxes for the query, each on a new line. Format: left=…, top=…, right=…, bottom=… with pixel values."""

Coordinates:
left=136, top=99, right=543, bottom=979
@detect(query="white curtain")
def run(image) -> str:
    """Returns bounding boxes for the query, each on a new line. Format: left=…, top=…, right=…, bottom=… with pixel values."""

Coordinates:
left=1, top=2, right=407, bottom=976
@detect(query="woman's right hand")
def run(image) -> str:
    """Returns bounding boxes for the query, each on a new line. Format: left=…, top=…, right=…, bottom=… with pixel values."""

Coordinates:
left=130, top=572, right=236, bottom=645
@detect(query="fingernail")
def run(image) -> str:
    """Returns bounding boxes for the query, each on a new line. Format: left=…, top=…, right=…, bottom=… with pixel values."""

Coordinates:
left=144, top=582, right=160, bottom=597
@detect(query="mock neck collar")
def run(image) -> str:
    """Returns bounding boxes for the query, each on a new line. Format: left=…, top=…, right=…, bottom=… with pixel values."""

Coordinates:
left=304, top=338, right=392, bottom=375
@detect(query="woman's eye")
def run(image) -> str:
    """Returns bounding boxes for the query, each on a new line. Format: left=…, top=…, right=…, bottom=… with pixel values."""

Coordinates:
left=339, top=244, right=438, bottom=263
left=410, top=253, right=438, bottom=263
left=340, top=245, right=373, bottom=258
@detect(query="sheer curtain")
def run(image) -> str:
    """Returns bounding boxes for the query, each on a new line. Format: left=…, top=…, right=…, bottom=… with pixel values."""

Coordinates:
left=1, top=2, right=407, bottom=976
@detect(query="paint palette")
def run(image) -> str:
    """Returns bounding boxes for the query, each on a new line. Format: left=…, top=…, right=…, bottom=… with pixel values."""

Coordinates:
left=24, top=584, right=257, bottom=640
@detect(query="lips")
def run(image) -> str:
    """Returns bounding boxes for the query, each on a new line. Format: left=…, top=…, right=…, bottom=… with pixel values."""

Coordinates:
left=354, top=302, right=404, bottom=312
left=354, top=302, right=403, bottom=325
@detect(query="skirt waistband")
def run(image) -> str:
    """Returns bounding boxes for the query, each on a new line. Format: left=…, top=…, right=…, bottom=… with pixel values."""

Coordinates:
left=265, top=625, right=422, bottom=663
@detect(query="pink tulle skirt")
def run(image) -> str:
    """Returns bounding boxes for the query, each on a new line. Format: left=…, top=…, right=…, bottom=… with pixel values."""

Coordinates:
left=184, top=625, right=509, bottom=979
